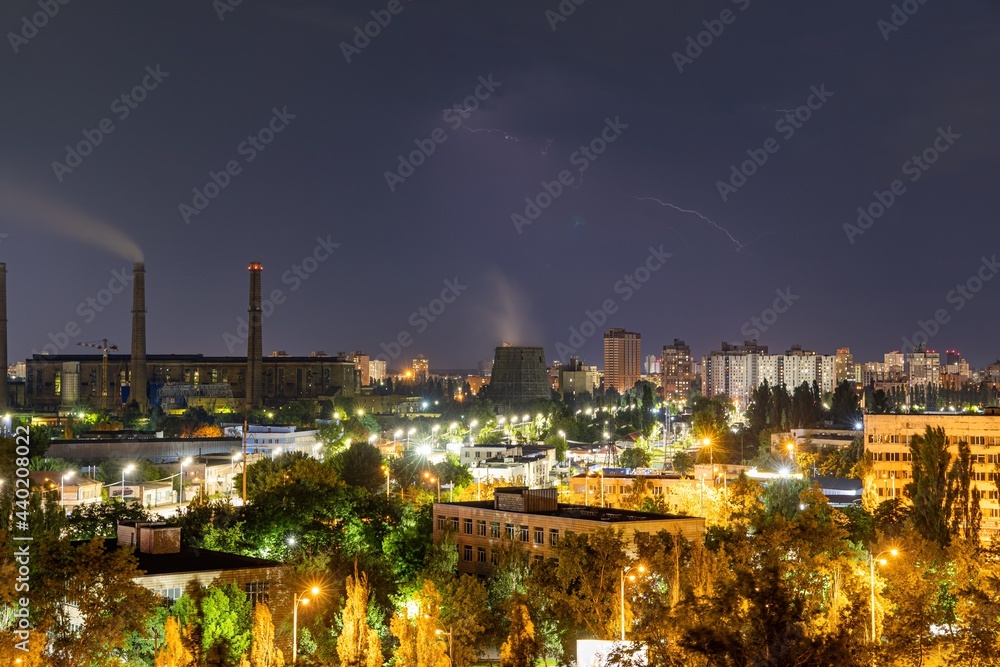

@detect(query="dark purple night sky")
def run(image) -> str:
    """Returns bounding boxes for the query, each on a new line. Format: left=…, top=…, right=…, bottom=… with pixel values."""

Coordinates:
left=1, top=0, right=998, bottom=371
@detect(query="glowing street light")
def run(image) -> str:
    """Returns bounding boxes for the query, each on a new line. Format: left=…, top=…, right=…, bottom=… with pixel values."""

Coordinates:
left=121, top=464, right=135, bottom=503
left=293, top=586, right=322, bottom=664
left=394, top=429, right=403, bottom=440
left=424, top=472, right=440, bottom=502
left=179, top=457, right=193, bottom=503
left=620, top=564, right=647, bottom=641
left=869, top=548, right=899, bottom=643
left=61, top=470, right=75, bottom=511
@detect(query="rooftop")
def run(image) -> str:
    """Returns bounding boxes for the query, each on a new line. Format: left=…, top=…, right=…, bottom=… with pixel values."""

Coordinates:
left=434, top=499, right=699, bottom=523
left=86, top=538, right=281, bottom=576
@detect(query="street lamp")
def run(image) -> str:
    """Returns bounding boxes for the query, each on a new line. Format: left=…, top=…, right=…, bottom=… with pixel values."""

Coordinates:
left=230, top=452, right=241, bottom=495
left=435, top=627, right=453, bottom=663
left=424, top=472, right=440, bottom=502
left=407, top=427, right=416, bottom=448
left=620, top=564, right=647, bottom=641
left=122, top=464, right=135, bottom=503
left=179, top=457, right=192, bottom=504
left=702, top=438, right=713, bottom=482
left=869, top=548, right=899, bottom=644
left=293, top=586, right=321, bottom=664
left=61, top=471, right=75, bottom=511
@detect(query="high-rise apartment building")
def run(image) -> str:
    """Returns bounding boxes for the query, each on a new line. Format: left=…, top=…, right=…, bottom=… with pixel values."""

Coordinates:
left=662, top=339, right=694, bottom=399
left=905, top=345, right=940, bottom=388
left=603, top=329, right=641, bottom=394
left=369, top=359, right=387, bottom=384
left=704, top=342, right=837, bottom=408
left=412, top=355, right=429, bottom=383
left=834, top=347, right=855, bottom=385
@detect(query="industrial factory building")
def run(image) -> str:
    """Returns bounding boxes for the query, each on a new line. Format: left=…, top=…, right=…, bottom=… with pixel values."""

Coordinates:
left=25, top=353, right=359, bottom=411
left=487, top=345, right=551, bottom=406
left=12, top=261, right=358, bottom=412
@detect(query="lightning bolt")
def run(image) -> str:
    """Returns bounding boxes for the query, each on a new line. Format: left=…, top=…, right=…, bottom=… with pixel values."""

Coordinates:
left=633, top=196, right=744, bottom=251
left=460, top=125, right=522, bottom=142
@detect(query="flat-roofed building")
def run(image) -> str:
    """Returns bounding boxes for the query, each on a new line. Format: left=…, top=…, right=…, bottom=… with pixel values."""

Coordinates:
left=770, top=428, right=859, bottom=453
left=662, top=339, right=694, bottom=399
left=29, top=471, right=102, bottom=512
left=434, top=487, right=705, bottom=576
left=864, top=410, right=1000, bottom=542
left=603, top=329, right=641, bottom=394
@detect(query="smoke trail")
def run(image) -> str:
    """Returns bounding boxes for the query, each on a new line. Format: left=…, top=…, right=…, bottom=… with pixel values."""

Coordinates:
left=476, top=269, right=543, bottom=347
left=0, top=181, right=143, bottom=262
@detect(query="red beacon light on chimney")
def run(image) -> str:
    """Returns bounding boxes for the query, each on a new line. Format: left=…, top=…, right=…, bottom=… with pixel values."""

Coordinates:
left=248, top=262, right=263, bottom=271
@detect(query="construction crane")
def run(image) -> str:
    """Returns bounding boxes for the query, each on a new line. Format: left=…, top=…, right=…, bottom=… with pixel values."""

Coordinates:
left=77, top=339, right=118, bottom=411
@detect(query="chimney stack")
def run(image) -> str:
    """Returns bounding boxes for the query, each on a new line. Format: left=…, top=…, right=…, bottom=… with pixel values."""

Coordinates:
left=247, top=262, right=263, bottom=407
left=0, top=263, right=7, bottom=412
left=130, top=262, right=148, bottom=411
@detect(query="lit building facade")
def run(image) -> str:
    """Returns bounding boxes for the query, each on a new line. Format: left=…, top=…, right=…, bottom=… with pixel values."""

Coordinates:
left=434, top=488, right=706, bottom=577
left=864, top=411, right=1000, bottom=542
left=661, top=339, right=694, bottom=399
left=603, top=328, right=641, bottom=394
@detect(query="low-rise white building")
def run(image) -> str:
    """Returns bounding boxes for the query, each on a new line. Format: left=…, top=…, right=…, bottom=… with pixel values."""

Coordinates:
left=222, top=424, right=320, bottom=457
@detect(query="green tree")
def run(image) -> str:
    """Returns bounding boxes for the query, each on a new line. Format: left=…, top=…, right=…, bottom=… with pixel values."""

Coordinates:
left=439, top=575, right=489, bottom=667
left=499, top=602, right=541, bottom=667
left=334, top=441, right=386, bottom=493
left=946, top=440, right=982, bottom=543
left=32, top=537, right=159, bottom=667
left=619, top=446, right=651, bottom=470
left=672, top=451, right=694, bottom=476
left=905, top=427, right=952, bottom=547
left=529, top=528, right=628, bottom=642
left=201, top=583, right=253, bottom=665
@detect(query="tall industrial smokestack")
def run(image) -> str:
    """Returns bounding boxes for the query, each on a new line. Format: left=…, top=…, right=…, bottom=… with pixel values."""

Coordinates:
left=0, top=263, right=7, bottom=412
left=247, top=262, right=263, bottom=407
left=130, top=262, right=148, bottom=411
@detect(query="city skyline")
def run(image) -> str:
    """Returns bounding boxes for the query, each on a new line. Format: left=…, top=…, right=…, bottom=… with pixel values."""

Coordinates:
left=1, top=1, right=998, bottom=369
